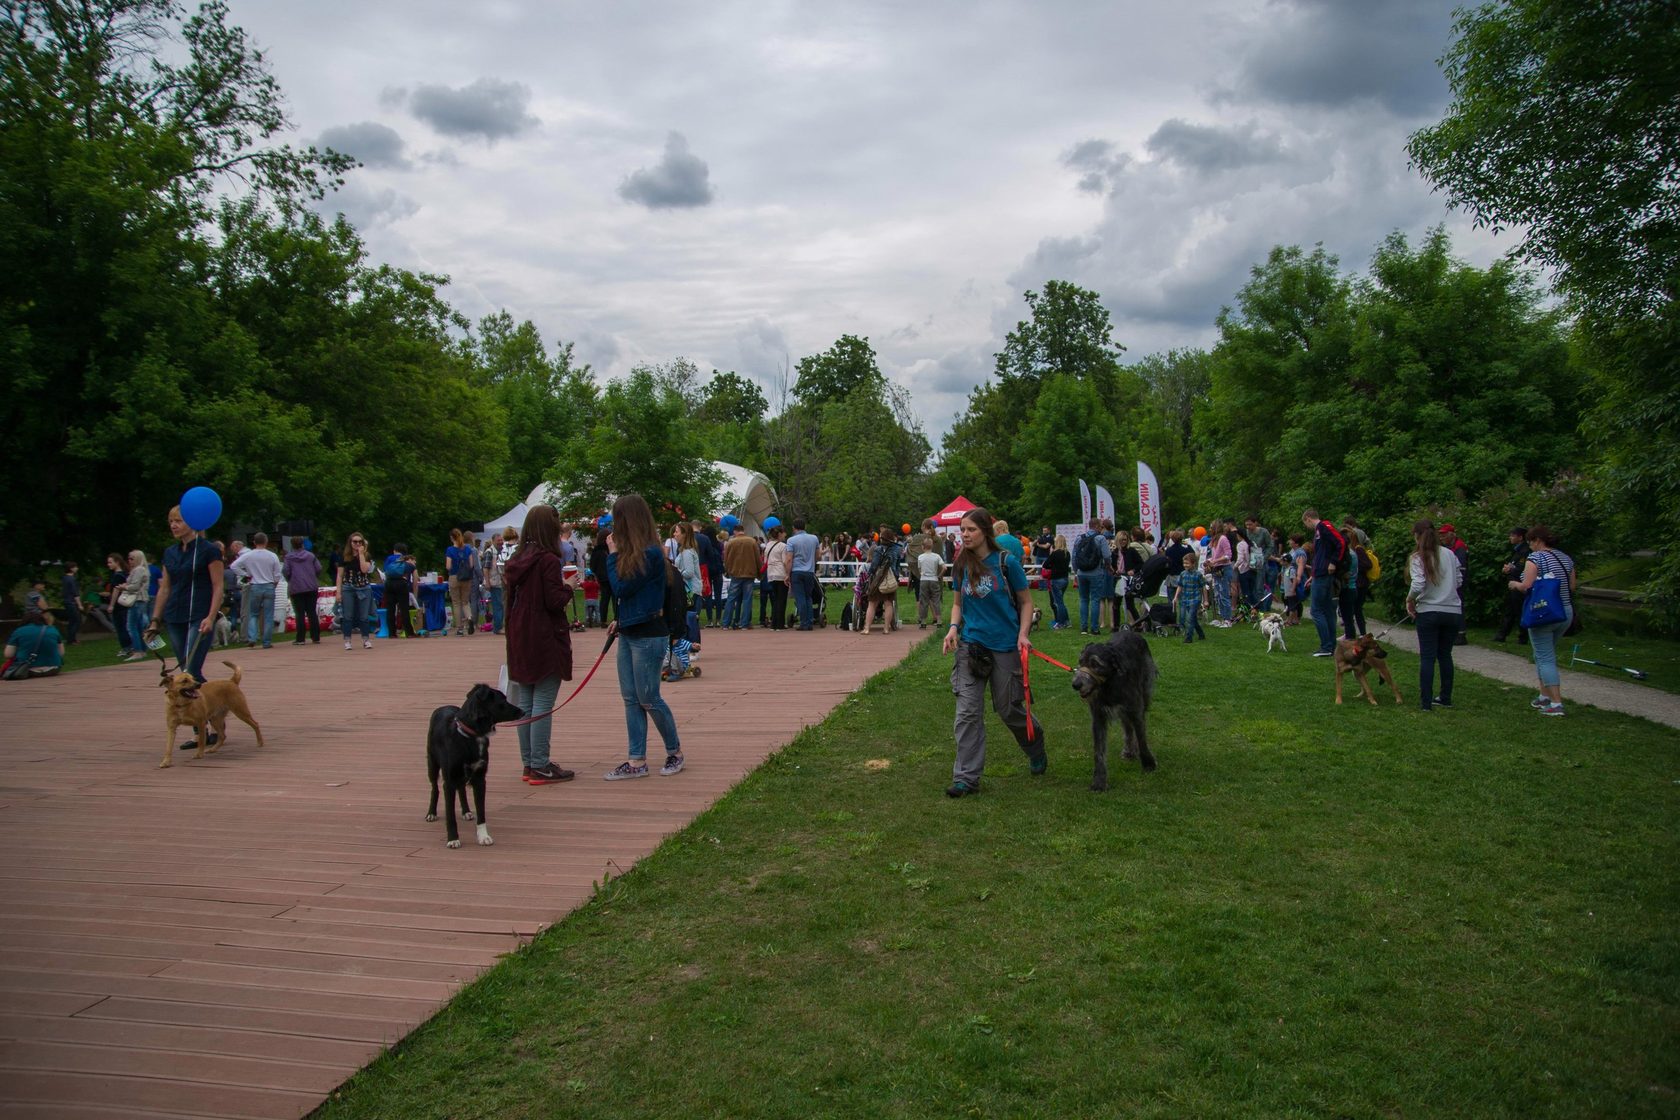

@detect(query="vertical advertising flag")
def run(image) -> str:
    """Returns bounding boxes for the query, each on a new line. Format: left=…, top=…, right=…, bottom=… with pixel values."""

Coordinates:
left=1079, top=479, right=1092, bottom=525
left=1095, top=485, right=1115, bottom=524
left=1137, top=462, right=1163, bottom=545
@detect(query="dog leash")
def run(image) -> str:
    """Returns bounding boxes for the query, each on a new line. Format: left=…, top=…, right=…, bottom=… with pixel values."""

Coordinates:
left=1018, top=646, right=1076, bottom=745
left=499, top=631, right=618, bottom=728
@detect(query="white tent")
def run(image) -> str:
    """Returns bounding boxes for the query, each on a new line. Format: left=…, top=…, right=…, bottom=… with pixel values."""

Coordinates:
left=520, top=461, right=779, bottom=537
left=483, top=502, right=528, bottom=536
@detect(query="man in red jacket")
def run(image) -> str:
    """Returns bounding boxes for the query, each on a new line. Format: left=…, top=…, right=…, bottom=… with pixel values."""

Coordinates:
left=1302, top=508, right=1347, bottom=657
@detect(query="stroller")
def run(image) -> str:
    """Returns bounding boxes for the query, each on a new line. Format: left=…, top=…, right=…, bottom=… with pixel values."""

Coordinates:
left=786, top=582, right=830, bottom=629
left=1132, top=601, right=1180, bottom=637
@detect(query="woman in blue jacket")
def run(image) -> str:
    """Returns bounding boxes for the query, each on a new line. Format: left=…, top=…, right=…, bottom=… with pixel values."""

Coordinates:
left=605, top=493, right=683, bottom=780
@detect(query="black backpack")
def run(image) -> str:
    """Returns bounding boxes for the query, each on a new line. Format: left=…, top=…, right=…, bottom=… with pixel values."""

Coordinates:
left=1073, top=532, right=1102, bottom=572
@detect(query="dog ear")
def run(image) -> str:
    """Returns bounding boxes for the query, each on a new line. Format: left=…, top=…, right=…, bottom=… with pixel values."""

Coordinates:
left=460, top=684, right=489, bottom=725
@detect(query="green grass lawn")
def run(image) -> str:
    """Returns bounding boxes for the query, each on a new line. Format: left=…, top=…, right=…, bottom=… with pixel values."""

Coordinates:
left=1449, top=604, right=1680, bottom=697
left=314, top=601, right=1680, bottom=1120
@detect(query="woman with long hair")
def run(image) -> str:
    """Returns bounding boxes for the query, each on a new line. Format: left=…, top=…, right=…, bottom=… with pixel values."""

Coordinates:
left=121, top=549, right=151, bottom=661
left=283, top=537, right=322, bottom=645
left=860, top=526, right=899, bottom=635
left=336, top=531, right=376, bottom=649
left=1205, top=519, right=1234, bottom=626
left=1508, top=524, right=1577, bottom=717
left=940, top=506, right=1042, bottom=797
left=503, top=505, right=580, bottom=784
left=445, top=527, right=475, bottom=636
left=1044, top=534, right=1071, bottom=629
left=604, top=493, right=683, bottom=780
left=105, top=552, right=134, bottom=657
left=673, top=521, right=703, bottom=615
left=1405, top=520, right=1463, bottom=711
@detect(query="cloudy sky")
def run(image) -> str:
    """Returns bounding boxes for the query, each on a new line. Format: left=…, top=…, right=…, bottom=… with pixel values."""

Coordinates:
left=226, top=0, right=1509, bottom=440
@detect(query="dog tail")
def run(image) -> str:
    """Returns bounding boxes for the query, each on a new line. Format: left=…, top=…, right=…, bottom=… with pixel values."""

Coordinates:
left=222, top=660, right=241, bottom=684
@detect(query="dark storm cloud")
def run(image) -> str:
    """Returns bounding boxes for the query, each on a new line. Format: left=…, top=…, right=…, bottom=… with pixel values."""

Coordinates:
left=1144, top=120, right=1285, bottom=174
left=1063, top=139, right=1130, bottom=195
left=403, top=78, right=539, bottom=141
left=618, top=133, right=716, bottom=209
left=318, top=121, right=410, bottom=169
left=1233, top=0, right=1458, bottom=116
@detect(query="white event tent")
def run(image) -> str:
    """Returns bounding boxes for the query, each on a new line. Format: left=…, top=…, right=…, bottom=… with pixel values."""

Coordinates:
left=491, top=461, right=778, bottom=537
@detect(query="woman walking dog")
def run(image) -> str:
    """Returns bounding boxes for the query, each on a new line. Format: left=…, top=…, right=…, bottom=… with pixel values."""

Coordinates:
left=604, top=493, right=684, bottom=780
left=941, top=507, right=1043, bottom=798
left=502, top=504, right=580, bottom=785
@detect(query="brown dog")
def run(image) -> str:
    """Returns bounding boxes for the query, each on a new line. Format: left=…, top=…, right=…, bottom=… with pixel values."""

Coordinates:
left=1334, top=634, right=1403, bottom=706
left=159, top=661, right=265, bottom=768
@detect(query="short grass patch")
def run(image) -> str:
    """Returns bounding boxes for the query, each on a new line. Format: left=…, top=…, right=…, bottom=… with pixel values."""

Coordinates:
left=316, top=607, right=1678, bottom=1118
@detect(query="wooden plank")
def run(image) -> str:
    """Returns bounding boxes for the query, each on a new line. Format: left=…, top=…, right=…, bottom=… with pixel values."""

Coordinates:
left=0, top=623, right=922, bottom=1116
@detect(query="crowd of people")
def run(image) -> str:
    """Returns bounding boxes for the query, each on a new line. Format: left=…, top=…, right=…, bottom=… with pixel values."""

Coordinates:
left=4, top=493, right=1585, bottom=749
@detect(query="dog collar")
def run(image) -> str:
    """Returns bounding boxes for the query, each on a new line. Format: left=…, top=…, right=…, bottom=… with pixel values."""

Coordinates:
left=453, top=718, right=493, bottom=739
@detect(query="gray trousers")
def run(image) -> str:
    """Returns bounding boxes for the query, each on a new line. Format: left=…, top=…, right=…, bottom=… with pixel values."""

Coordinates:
left=951, top=643, right=1042, bottom=787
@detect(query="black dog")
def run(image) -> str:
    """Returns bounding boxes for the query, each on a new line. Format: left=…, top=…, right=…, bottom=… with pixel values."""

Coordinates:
left=425, top=683, right=522, bottom=848
left=1069, top=630, right=1159, bottom=791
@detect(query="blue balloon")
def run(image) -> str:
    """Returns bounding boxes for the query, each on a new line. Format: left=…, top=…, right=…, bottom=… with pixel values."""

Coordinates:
left=719, top=514, right=739, bottom=530
left=179, top=486, right=222, bottom=531
left=597, top=514, right=613, bottom=530
left=763, top=515, right=781, bottom=530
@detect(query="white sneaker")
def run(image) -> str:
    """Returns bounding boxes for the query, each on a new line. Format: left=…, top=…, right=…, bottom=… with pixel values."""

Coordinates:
left=344, top=640, right=352, bottom=650
left=362, top=639, right=373, bottom=649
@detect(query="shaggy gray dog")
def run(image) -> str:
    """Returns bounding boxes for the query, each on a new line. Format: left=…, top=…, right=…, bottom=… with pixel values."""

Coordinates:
left=1069, top=629, right=1158, bottom=791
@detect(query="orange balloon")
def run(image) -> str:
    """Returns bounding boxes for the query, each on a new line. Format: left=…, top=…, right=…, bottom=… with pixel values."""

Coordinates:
left=902, top=523, right=912, bottom=535
left=1192, top=526, right=1207, bottom=540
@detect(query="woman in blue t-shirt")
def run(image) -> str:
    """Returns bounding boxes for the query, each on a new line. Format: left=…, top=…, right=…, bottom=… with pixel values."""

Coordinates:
left=941, top=507, right=1042, bottom=798
left=4, top=610, right=65, bottom=678
left=147, top=505, right=225, bottom=683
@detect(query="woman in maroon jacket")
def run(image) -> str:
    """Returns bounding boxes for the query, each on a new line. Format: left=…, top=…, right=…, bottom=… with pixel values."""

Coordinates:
left=502, top=505, right=581, bottom=785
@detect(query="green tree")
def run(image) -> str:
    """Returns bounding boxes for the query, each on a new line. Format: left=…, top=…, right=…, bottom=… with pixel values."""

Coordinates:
left=1129, top=349, right=1216, bottom=522
left=1406, top=0, right=1679, bottom=321
left=812, top=391, right=931, bottom=531
left=698, top=371, right=769, bottom=427
left=473, top=311, right=597, bottom=498
left=1201, top=245, right=1354, bottom=516
left=1018, top=375, right=1124, bottom=523
left=548, top=368, right=723, bottom=521
left=1407, top=0, right=1680, bottom=628
left=792, top=334, right=884, bottom=408
left=939, top=281, right=1130, bottom=520
left=0, top=0, right=352, bottom=581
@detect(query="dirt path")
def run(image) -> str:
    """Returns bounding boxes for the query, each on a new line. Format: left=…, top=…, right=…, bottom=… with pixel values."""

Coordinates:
left=1368, top=616, right=1680, bottom=729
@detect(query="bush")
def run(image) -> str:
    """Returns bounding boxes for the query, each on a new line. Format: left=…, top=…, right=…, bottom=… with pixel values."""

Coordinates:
left=1368, top=475, right=1597, bottom=626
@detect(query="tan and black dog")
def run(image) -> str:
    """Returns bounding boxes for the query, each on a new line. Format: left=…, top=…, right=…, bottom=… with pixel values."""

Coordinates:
left=159, top=661, right=265, bottom=768
left=1333, top=634, right=1403, bottom=706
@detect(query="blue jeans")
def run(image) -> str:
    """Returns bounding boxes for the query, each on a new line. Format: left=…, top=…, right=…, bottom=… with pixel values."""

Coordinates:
left=165, top=619, right=212, bottom=682
left=1415, top=611, right=1458, bottom=708
left=246, top=583, right=276, bottom=645
left=1076, top=570, right=1104, bottom=630
left=1309, top=578, right=1336, bottom=652
left=724, top=577, right=753, bottom=629
left=616, top=633, right=680, bottom=761
left=338, top=586, right=375, bottom=638
left=791, top=570, right=817, bottom=628
left=488, top=587, right=505, bottom=634
left=1049, top=578, right=1069, bottom=625
left=1529, top=610, right=1572, bottom=688
left=707, top=568, right=724, bottom=622
left=1179, top=603, right=1206, bottom=641
left=510, top=674, right=560, bottom=769
left=127, top=604, right=149, bottom=654
left=1212, top=568, right=1232, bottom=620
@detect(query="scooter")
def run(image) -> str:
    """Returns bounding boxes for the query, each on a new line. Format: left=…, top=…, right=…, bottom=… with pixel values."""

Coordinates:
left=1569, top=644, right=1649, bottom=681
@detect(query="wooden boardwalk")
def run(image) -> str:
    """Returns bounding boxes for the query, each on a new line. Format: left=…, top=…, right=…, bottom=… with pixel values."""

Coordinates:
left=0, top=623, right=923, bottom=1119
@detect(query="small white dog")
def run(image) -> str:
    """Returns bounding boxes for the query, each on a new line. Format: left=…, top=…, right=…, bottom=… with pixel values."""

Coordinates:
left=1258, top=612, right=1288, bottom=653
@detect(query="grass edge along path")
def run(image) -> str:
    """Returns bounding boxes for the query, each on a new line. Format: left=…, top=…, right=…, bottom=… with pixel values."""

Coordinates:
left=312, top=617, right=1679, bottom=1118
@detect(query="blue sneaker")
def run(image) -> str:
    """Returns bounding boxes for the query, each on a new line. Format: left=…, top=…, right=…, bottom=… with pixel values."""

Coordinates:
left=945, top=779, right=979, bottom=798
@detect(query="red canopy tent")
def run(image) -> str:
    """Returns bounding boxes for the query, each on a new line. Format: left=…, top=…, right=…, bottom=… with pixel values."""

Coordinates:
left=931, top=495, right=977, bottom=528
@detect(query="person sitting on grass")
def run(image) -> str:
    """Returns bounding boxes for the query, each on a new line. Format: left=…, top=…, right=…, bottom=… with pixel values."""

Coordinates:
left=3, top=609, right=65, bottom=678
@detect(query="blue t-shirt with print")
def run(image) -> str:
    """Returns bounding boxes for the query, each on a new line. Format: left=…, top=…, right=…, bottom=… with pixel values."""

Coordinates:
left=956, top=550, right=1027, bottom=653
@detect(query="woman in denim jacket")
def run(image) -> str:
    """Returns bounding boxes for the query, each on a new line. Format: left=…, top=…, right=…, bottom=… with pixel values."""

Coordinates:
left=604, top=493, right=684, bottom=780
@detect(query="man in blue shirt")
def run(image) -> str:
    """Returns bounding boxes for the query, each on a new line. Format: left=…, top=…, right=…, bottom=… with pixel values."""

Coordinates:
left=785, top=518, right=820, bottom=631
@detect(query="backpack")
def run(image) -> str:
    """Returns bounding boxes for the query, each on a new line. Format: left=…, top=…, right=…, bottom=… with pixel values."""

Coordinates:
left=1360, top=545, right=1381, bottom=583
left=1073, top=531, right=1102, bottom=572
left=383, top=555, right=407, bottom=580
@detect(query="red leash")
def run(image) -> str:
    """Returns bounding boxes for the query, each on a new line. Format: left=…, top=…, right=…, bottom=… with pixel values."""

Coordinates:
left=1018, top=646, right=1074, bottom=743
left=499, top=632, right=618, bottom=727
left=1030, top=648, right=1074, bottom=672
